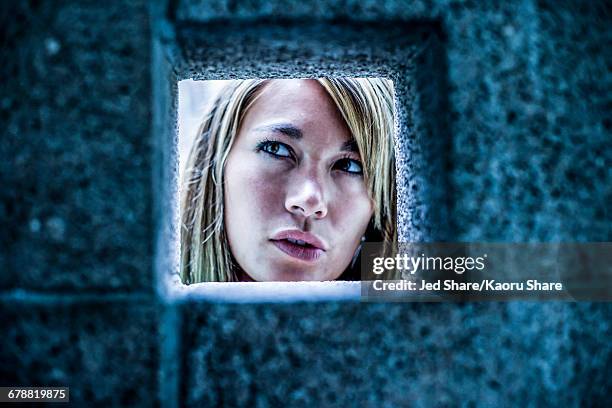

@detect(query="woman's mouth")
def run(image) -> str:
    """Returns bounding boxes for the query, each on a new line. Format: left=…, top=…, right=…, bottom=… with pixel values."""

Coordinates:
left=271, top=239, right=324, bottom=262
left=269, top=230, right=327, bottom=262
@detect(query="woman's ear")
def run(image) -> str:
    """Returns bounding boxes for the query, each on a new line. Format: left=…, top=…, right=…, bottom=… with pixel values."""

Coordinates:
left=338, top=219, right=382, bottom=281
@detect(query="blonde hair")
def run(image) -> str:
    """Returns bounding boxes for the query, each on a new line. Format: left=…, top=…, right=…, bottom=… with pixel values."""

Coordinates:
left=180, top=78, right=396, bottom=283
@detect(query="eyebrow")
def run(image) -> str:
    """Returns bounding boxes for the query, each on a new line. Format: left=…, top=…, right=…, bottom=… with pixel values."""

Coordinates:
left=341, top=139, right=359, bottom=153
left=253, top=123, right=303, bottom=139
left=254, top=122, right=359, bottom=153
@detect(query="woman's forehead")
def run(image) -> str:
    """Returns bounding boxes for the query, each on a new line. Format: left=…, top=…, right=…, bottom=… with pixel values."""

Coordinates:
left=242, top=79, right=353, bottom=146
left=255, top=79, right=335, bottom=113
left=263, top=78, right=324, bottom=96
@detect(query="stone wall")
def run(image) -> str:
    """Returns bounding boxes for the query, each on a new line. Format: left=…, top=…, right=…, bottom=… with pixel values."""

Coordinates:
left=1, top=0, right=610, bottom=406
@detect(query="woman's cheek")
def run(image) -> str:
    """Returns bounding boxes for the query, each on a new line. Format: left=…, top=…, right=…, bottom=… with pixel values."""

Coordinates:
left=244, top=161, right=289, bottom=214
left=335, top=178, right=373, bottom=229
left=335, top=175, right=372, bottom=206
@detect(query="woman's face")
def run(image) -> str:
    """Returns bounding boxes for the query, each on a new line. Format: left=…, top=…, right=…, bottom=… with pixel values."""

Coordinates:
left=224, top=79, right=373, bottom=281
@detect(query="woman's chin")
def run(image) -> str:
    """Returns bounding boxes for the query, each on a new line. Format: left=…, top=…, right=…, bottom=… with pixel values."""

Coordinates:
left=251, top=263, right=331, bottom=282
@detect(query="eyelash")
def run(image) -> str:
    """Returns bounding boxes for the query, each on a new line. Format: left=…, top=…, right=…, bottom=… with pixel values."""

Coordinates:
left=256, top=139, right=295, bottom=160
left=256, top=139, right=363, bottom=176
left=333, top=155, right=364, bottom=175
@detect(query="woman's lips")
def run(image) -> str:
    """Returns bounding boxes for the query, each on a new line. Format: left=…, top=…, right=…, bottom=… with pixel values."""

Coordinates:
left=271, top=239, right=324, bottom=262
left=269, top=229, right=327, bottom=262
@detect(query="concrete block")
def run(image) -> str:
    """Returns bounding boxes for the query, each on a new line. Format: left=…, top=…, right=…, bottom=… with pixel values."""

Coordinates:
left=1, top=0, right=153, bottom=291
left=180, top=301, right=611, bottom=406
left=0, top=298, right=160, bottom=407
left=153, top=19, right=452, bottom=282
left=173, top=0, right=611, bottom=242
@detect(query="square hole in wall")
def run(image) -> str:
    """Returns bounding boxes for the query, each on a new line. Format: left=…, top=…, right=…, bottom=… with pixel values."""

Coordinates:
left=178, top=77, right=397, bottom=288
left=153, top=21, right=450, bottom=301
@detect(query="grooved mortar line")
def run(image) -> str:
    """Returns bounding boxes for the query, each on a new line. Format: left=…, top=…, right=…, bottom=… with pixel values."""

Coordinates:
left=158, top=303, right=181, bottom=408
left=0, top=290, right=155, bottom=304
left=152, top=2, right=182, bottom=407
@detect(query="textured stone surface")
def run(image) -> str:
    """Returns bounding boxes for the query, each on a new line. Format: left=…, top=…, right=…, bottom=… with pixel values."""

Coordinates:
left=176, top=0, right=611, bottom=242
left=176, top=0, right=449, bottom=21
left=529, top=0, right=611, bottom=241
left=181, top=302, right=611, bottom=407
left=0, top=1, right=152, bottom=291
left=168, top=21, right=450, bottom=244
left=1, top=0, right=610, bottom=406
left=0, top=299, right=160, bottom=407
left=446, top=1, right=611, bottom=242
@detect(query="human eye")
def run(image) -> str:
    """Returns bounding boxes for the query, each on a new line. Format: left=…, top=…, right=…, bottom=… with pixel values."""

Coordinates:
left=333, top=157, right=363, bottom=175
left=256, top=140, right=293, bottom=159
left=257, top=140, right=293, bottom=158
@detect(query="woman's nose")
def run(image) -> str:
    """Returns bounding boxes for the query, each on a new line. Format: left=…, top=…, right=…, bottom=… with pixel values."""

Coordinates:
left=285, top=175, right=328, bottom=220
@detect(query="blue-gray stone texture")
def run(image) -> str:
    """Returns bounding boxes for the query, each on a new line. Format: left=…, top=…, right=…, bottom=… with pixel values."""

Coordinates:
left=1, top=0, right=610, bottom=407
